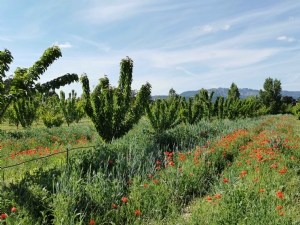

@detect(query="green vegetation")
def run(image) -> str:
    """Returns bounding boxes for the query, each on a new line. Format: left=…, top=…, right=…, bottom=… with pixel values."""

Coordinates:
left=0, top=47, right=300, bottom=224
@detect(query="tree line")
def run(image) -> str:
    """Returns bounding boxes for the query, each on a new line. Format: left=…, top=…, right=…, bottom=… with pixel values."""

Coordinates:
left=1, top=46, right=299, bottom=142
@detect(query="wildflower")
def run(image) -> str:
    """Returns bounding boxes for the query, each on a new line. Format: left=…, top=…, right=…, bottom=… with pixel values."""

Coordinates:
left=240, top=170, right=247, bottom=178
left=135, top=209, right=141, bottom=216
left=206, top=196, right=213, bottom=202
left=178, top=153, right=186, bottom=162
left=276, top=191, right=284, bottom=199
left=121, top=197, right=128, bottom=203
left=112, top=203, right=118, bottom=209
left=89, top=219, right=96, bottom=225
left=276, top=205, right=283, bottom=210
left=270, top=163, right=278, bottom=169
left=0, top=213, right=7, bottom=220
left=143, top=183, right=149, bottom=188
left=189, top=173, right=194, bottom=177
left=223, top=178, right=229, bottom=183
left=153, top=179, right=159, bottom=184
left=259, top=189, right=265, bottom=193
left=279, top=211, right=284, bottom=216
left=11, top=207, right=17, bottom=213
left=278, top=167, right=287, bottom=174
left=168, top=161, right=175, bottom=167
left=214, top=193, right=222, bottom=199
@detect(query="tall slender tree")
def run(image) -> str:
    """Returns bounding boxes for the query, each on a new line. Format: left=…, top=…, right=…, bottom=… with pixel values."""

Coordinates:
left=81, top=57, right=151, bottom=142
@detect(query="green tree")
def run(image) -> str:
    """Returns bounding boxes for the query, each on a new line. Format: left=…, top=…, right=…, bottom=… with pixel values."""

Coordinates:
left=41, top=94, right=64, bottom=128
left=240, top=96, right=262, bottom=118
left=180, top=96, right=202, bottom=124
left=12, top=96, right=40, bottom=128
left=227, top=83, right=240, bottom=100
left=81, top=57, right=151, bottom=142
left=0, top=46, right=78, bottom=123
left=198, top=88, right=214, bottom=120
left=259, top=77, right=282, bottom=114
left=147, top=89, right=182, bottom=132
left=214, top=96, right=225, bottom=119
left=60, top=90, right=84, bottom=126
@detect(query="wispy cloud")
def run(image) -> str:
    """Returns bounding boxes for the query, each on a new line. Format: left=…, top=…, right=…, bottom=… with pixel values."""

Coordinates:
left=80, top=0, right=153, bottom=24
left=54, top=42, right=73, bottom=49
left=200, top=24, right=231, bottom=34
left=72, top=35, right=111, bottom=52
left=277, top=36, right=296, bottom=42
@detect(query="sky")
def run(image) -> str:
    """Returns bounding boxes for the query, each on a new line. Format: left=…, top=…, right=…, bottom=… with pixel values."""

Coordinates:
left=1, top=0, right=300, bottom=95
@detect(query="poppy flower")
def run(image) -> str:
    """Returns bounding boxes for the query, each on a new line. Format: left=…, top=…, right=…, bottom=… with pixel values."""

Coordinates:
left=276, top=205, right=283, bottom=210
left=121, top=197, right=128, bottom=203
left=259, top=189, right=265, bottom=193
left=206, top=196, right=213, bottom=202
left=11, top=207, right=17, bottom=213
left=223, top=178, right=229, bottom=183
left=112, top=203, right=118, bottom=209
left=276, top=191, right=284, bottom=199
left=89, top=219, right=96, bottom=225
left=240, top=170, right=247, bottom=178
left=0, top=213, right=7, bottom=220
left=214, top=193, right=222, bottom=199
left=135, top=209, right=141, bottom=216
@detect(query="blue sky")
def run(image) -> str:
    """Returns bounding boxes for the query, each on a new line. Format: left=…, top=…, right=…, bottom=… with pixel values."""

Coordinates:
left=1, top=0, right=300, bottom=95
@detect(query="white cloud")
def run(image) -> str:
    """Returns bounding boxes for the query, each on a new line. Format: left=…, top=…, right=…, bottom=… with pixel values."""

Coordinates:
left=80, top=0, right=153, bottom=24
left=54, top=42, right=72, bottom=49
left=72, top=35, right=111, bottom=52
left=202, top=25, right=214, bottom=33
left=277, top=36, right=295, bottom=42
left=223, top=24, right=231, bottom=30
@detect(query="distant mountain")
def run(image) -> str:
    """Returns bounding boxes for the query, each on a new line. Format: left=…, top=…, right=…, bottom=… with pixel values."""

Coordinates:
left=152, top=88, right=300, bottom=100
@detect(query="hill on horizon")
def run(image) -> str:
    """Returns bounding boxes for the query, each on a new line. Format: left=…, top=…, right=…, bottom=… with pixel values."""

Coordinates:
left=152, top=88, right=300, bottom=100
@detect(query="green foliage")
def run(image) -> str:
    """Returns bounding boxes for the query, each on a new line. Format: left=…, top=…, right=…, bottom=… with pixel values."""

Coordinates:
left=259, top=77, right=282, bottom=114
left=0, top=46, right=78, bottom=122
left=59, top=90, right=84, bottom=126
left=227, top=82, right=240, bottom=100
left=81, top=56, right=151, bottom=142
left=12, top=96, right=40, bottom=128
left=41, top=94, right=64, bottom=128
left=292, top=103, right=300, bottom=120
left=197, top=88, right=214, bottom=120
left=240, top=96, right=262, bottom=118
left=180, top=97, right=202, bottom=124
left=147, top=89, right=182, bottom=132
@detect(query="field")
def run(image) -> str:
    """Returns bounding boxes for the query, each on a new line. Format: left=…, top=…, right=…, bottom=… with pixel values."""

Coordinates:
left=0, top=115, right=300, bottom=224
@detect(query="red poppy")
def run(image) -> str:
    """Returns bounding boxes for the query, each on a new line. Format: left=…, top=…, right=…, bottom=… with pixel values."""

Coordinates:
left=89, top=219, right=96, bottom=225
left=278, top=167, right=287, bottom=174
left=206, top=196, right=213, bottom=202
left=259, top=189, right=265, bottom=193
left=11, top=207, right=17, bottom=213
left=276, top=205, right=283, bottom=210
left=214, top=193, right=222, bottom=199
left=135, top=209, right=141, bottom=216
left=168, top=161, right=175, bottom=167
left=0, top=213, right=7, bottom=220
left=112, top=203, right=118, bottom=209
left=153, top=179, right=159, bottom=184
left=223, top=178, right=229, bottom=183
left=121, top=197, right=128, bottom=203
left=276, top=191, right=284, bottom=199
left=240, top=170, right=247, bottom=178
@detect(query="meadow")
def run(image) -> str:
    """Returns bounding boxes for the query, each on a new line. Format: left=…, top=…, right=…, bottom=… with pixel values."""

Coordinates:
left=0, top=115, right=299, bottom=224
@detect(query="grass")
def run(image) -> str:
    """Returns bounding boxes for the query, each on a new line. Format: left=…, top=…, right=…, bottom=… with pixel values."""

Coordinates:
left=0, top=115, right=299, bottom=224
